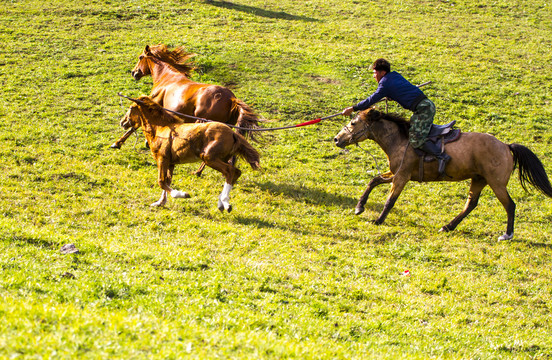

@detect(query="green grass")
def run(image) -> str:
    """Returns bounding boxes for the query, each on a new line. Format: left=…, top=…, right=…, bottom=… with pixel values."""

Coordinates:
left=1, top=0, right=552, bottom=358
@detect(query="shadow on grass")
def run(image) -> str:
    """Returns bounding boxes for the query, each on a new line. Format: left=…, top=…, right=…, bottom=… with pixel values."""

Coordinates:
left=233, top=214, right=358, bottom=240
left=206, top=1, right=319, bottom=22
left=252, top=180, right=357, bottom=208
left=512, top=238, right=552, bottom=250
left=4, top=234, right=58, bottom=249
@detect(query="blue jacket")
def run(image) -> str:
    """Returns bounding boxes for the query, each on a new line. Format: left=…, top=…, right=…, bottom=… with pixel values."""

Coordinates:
left=353, top=71, right=426, bottom=111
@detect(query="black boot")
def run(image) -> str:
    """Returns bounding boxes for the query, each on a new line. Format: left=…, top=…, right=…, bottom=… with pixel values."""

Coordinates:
left=419, top=140, right=451, bottom=176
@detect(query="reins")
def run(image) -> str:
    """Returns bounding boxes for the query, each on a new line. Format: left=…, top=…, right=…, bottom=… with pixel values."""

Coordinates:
left=340, top=81, right=431, bottom=177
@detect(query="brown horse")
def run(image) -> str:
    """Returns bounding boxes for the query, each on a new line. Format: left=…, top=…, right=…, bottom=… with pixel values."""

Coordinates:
left=112, top=44, right=261, bottom=175
left=133, top=44, right=259, bottom=132
left=334, top=108, right=552, bottom=240
left=120, top=95, right=260, bottom=211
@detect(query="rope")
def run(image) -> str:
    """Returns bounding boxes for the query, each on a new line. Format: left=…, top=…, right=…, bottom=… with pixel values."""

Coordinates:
left=355, top=142, right=382, bottom=175
left=118, top=93, right=342, bottom=132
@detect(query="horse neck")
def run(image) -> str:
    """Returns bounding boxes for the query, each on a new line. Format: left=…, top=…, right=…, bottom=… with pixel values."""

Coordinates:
left=370, top=119, right=408, bottom=157
left=138, top=109, right=165, bottom=139
left=149, top=59, right=191, bottom=86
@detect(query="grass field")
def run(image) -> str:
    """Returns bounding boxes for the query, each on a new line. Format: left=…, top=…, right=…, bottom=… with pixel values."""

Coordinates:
left=1, top=0, right=552, bottom=358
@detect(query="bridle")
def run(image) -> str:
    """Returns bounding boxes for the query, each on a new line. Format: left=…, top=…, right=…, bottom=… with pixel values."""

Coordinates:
left=341, top=118, right=372, bottom=145
left=340, top=118, right=383, bottom=173
left=341, top=115, right=410, bottom=178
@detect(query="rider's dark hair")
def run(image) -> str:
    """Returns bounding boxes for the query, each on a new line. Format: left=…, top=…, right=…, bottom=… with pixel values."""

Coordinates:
left=372, top=58, right=391, bottom=73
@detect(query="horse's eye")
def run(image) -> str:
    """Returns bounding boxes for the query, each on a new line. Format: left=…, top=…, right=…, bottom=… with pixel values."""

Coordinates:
left=139, top=55, right=144, bottom=60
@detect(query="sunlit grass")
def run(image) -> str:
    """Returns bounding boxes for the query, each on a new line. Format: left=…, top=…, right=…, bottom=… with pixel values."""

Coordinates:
left=1, top=0, right=552, bottom=358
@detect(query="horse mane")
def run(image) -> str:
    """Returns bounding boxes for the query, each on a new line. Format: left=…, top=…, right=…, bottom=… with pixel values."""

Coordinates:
left=148, top=44, right=196, bottom=77
left=379, top=111, right=411, bottom=138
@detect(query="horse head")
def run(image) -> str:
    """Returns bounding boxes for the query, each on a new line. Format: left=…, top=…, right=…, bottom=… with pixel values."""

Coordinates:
left=120, top=104, right=140, bottom=130
left=119, top=95, right=152, bottom=130
left=131, top=45, right=153, bottom=80
left=334, top=108, right=382, bottom=148
left=131, top=44, right=197, bottom=81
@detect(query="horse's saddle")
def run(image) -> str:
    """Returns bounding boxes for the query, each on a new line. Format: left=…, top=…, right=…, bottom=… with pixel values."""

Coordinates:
left=427, top=120, right=457, bottom=139
left=414, top=120, right=461, bottom=162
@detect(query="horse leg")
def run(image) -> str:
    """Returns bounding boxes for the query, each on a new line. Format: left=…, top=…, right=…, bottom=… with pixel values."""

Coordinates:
left=440, top=176, right=487, bottom=232
left=110, top=128, right=136, bottom=149
left=191, top=157, right=235, bottom=177
left=151, top=162, right=190, bottom=207
left=488, top=183, right=516, bottom=241
left=218, top=166, right=241, bottom=212
left=151, top=161, right=170, bottom=207
left=192, top=162, right=206, bottom=177
left=151, top=190, right=168, bottom=207
left=374, top=176, right=408, bottom=225
left=202, top=156, right=241, bottom=212
left=166, top=164, right=191, bottom=200
left=355, top=171, right=394, bottom=215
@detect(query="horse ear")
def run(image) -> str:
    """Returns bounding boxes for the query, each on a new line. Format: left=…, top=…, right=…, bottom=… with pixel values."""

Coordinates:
left=125, top=95, right=147, bottom=106
left=144, top=45, right=152, bottom=55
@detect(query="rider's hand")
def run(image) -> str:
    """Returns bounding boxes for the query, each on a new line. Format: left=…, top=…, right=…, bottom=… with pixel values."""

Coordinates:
left=342, top=107, right=354, bottom=117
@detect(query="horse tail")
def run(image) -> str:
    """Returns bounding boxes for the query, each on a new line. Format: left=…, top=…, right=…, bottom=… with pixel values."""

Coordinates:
left=509, top=143, right=552, bottom=197
left=230, top=98, right=262, bottom=142
left=232, top=132, right=261, bottom=170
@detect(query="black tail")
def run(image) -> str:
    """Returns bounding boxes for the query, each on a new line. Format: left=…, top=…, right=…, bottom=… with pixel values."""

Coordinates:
left=510, top=143, right=552, bottom=197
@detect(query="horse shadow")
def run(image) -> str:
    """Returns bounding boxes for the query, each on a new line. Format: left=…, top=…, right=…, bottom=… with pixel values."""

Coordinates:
left=250, top=180, right=407, bottom=218
left=10, top=234, right=58, bottom=249
left=511, top=238, right=552, bottom=250
left=206, top=1, right=319, bottom=22
left=252, top=180, right=357, bottom=208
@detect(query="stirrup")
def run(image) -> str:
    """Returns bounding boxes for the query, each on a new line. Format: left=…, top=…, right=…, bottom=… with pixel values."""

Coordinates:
left=437, top=154, right=451, bottom=175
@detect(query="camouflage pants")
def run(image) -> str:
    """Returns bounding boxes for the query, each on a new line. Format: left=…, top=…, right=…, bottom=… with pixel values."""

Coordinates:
left=409, top=98, right=435, bottom=148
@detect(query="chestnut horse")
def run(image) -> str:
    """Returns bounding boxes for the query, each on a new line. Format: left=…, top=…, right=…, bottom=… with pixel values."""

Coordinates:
left=133, top=44, right=258, bottom=126
left=120, top=95, right=260, bottom=212
left=112, top=44, right=261, bottom=175
left=334, top=108, right=552, bottom=240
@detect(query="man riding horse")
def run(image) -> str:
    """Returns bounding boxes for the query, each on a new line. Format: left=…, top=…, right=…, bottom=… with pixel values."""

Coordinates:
left=342, top=58, right=451, bottom=175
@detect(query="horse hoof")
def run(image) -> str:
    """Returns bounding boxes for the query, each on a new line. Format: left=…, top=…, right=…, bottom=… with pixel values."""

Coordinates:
left=110, top=143, right=121, bottom=149
left=354, top=207, right=365, bottom=215
left=439, top=226, right=450, bottom=233
left=217, top=199, right=231, bottom=212
left=150, top=201, right=165, bottom=207
left=498, top=233, right=513, bottom=241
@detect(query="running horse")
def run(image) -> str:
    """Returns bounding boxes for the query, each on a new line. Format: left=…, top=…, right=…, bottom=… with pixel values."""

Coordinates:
left=334, top=108, right=552, bottom=240
left=111, top=44, right=260, bottom=175
left=119, top=95, right=260, bottom=211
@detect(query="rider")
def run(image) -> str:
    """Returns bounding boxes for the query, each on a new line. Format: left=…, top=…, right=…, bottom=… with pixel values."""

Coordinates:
left=342, top=58, right=450, bottom=175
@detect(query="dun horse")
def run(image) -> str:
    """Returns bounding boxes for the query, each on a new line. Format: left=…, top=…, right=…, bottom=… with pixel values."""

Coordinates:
left=120, top=95, right=260, bottom=212
left=334, top=108, right=552, bottom=240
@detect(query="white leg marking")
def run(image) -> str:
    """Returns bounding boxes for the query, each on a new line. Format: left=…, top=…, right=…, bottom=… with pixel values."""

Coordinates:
left=218, top=183, right=233, bottom=212
left=151, top=191, right=168, bottom=207
left=498, top=233, right=513, bottom=241
left=171, top=189, right=190, bottom=199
